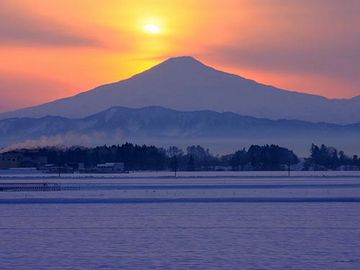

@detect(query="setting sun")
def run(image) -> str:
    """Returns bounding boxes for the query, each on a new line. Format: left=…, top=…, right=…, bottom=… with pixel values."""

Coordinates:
left=144, top=24, right=161, bottom=34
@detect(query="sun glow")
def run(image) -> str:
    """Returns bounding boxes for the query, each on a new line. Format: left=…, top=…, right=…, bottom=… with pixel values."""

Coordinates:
left=144, top=24, right=161, bottom=34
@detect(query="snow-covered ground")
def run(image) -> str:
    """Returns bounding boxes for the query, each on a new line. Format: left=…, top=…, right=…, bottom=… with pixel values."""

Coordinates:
left=1, top=172, right=360, bottom=269
left=2, top=169, right=360, bottom=179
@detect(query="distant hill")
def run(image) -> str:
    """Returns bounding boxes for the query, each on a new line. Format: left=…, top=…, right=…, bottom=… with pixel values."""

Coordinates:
left=0, top=56, right=359, bottom=124
left=1, top=106, right=360, bottom=155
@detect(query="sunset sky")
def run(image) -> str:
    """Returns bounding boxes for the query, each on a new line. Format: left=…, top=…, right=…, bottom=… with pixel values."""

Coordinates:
left=0, top=0, right=359, bottom=112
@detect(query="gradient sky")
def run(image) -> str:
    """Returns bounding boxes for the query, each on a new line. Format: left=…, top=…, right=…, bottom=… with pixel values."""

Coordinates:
left=0, top=0, right=359, bottom=112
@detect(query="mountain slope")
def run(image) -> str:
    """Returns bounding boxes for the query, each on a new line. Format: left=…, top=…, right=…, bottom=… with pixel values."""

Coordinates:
left=0, top=56, right=359, bottom=123
left=1, top=106, right=360, bottom=154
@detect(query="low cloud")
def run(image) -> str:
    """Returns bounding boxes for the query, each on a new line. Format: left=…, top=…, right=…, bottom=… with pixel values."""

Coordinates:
left=0, top=2, right=101, bottom=47
left=0, top=73, right=67, bottom=112
left=208, top=42, right=360, bottom=81
left=202, top=0, right=360, bottom=96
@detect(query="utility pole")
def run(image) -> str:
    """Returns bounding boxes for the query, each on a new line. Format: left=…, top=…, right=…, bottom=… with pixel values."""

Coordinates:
left=173, top=155, right=178, bottom=178
left=288, top=161, right=291, bottom=177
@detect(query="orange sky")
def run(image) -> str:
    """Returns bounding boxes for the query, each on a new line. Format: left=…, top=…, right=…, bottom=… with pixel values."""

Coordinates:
left=0, top=0, right=359, bottom=112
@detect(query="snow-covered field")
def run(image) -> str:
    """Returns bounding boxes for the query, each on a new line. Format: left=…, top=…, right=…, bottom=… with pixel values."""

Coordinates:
left=1, top=172, right=360, bottom=269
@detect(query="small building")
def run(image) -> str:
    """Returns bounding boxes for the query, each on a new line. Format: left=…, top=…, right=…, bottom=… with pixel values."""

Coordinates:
left=213, top=166, right=233, bottom=171
left=96, top=162, right=125, bottom=173
left=0, top=151, right=48, bottom=169
left=40, top=164, right=75, bottom=174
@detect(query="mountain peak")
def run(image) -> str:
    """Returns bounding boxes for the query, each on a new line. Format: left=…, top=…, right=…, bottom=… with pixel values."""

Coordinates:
left=142, top=56, right=213, bottom=77
left=164, top=56, right=204, bottom=64
left=155, top=56, right=208, bottom=70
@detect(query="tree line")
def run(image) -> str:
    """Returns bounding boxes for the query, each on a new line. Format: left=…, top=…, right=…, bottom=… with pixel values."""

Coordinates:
left=2, top=143, right=359, bottom=171
left=305, top=144, right=360, bottom=170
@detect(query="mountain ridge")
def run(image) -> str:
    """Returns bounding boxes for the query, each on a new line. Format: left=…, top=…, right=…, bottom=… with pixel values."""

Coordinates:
left=1, top=106, right=360, bottom=154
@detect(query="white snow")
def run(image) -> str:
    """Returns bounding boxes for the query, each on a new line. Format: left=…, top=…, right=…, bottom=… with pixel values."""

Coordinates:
left=1, top=171, right=360, bottom=269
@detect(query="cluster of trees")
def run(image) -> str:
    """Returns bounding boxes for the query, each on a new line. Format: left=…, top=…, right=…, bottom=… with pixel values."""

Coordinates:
left=305, top=144, right=360, bottom=170
left=227, top=145, right=298, bottom=171
left=3, top=143, right=359, bottom=171
left=33, top=143, right=167, bottom=171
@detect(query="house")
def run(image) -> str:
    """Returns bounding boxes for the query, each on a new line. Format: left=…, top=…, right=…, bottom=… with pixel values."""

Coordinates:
left=0, top=151, right=48, bottom=169
left=96, top=162, right=125, bottom=173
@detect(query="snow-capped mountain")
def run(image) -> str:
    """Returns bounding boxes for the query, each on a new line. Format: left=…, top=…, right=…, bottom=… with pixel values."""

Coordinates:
left=0, top=56, right=359, bottom=124
left=1, top=106, right=360, bottom=154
